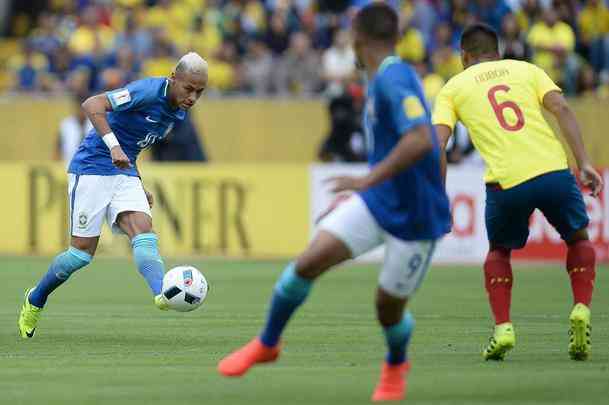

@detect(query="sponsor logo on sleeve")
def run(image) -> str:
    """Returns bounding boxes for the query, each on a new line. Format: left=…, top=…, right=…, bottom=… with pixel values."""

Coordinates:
left=110, top=89, right=131, bottom=107
left=403, top=96, right=425, bottom=120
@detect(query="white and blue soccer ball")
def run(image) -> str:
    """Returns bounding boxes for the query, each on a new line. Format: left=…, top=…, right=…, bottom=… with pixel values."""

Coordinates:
left=161, top=266, right=208, bottom=312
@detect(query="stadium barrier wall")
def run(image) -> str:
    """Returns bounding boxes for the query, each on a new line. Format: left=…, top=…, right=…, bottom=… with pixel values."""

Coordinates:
left=2, top=96, right=609, bottom=164
left=2, top=161, right=609, bottom=263
left=0, top=162, right=310, bottom=258
left=1, top=97, right=327, bottom=163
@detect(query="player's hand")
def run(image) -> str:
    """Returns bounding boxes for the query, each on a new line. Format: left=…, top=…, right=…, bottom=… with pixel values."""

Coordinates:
left=110, top=146, right=132, bottom=169
left=325, top=175, right=370, bottom=193
left=144, top=189, right=154, bottom=208
left=580, top=164, right=603, bottom=198
left=315, top=193, right=351, bottom=224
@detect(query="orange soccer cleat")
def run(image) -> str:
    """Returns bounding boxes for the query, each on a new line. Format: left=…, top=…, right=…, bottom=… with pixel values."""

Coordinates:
left=371, top=361, right=411, bottom=402
left=217, top=337, right=281, bottom=377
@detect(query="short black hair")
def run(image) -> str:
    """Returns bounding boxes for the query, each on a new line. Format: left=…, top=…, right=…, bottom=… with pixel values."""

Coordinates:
left=353, top=3, right=399, bottom=44
left=460, top=23, right=499, bottom=56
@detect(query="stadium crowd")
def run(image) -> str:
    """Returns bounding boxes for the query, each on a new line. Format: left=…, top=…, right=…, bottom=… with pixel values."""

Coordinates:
left=4, top=0, right=609, bottom=100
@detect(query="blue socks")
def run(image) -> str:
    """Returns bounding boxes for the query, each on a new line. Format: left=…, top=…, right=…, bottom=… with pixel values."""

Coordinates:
left=383, top=312, right=415, bottom=365
left=29, top=247, right=92, bottom=308
left=260, top=263, right=313, bottom=347
left=132, top=233, right=165, bottom=296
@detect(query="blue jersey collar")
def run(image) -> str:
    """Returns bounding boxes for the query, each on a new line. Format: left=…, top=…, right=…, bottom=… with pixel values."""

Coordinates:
left=162, top=78, right=186, bottom=117
left=377, top=55, right=401, bottom=75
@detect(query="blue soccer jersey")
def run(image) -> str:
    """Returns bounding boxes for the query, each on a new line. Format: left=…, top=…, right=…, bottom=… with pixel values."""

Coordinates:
left=359, top=56, right=450, bottom=241
left=69, top=77, right=186, bottom=177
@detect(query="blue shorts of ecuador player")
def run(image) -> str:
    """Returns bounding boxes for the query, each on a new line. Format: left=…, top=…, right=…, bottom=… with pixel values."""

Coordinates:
left=485, top=169, right=590, bottom=249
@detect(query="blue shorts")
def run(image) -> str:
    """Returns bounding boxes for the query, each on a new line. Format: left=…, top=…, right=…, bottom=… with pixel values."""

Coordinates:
left=485, top=170, right=589, bottom=250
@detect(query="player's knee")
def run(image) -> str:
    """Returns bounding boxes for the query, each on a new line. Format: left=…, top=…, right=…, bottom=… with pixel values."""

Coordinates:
left=294, top=236, right=351, bottom=279
left=118, top=211, right=153, bottom=238
left=70, top=237, right=98, bottom=257
left=294, top=254, right=326, bottom=280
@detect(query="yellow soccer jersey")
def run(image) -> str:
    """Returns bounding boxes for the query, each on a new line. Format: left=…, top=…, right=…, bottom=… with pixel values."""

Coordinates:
left=432, top=59, right=568, bottom=188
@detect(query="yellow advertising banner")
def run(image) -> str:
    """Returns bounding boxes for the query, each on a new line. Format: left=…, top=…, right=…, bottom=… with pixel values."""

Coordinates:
left=0, top=163, right=310, bottom=258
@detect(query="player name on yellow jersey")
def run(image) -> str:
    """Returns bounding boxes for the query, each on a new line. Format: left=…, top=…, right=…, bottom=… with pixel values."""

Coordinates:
left=433, top=59, right=568, bottom=189
left=474, top=67, right=509, bottom=84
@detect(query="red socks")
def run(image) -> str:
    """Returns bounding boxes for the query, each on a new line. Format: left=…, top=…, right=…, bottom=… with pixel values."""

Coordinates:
left=484, top=248, right=513, bottom=325
left=566, top=240, right=596, bottom=306
left=483, top=241, right=595, bottom=326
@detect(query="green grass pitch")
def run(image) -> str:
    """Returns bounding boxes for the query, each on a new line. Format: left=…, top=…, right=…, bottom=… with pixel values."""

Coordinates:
left=0, top=257, right=607, bottom=405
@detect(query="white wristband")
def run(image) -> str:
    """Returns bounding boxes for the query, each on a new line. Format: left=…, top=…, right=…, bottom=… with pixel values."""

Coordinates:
left=102, top=132, right=120, bottom=150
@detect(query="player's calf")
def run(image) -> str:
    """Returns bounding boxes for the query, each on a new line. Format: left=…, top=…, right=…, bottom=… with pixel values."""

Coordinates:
left=131, top=232, right=165, bottom=298
left=565, top=238, right=595, bottom=307
left=19, top=247, right=92, bottom=338
left=28, top=247, right=93, bottom=308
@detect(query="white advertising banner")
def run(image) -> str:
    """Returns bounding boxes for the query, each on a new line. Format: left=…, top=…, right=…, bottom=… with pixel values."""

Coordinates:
left=310, top=164, right=489, bottom=265
left=311, top=164, right=609, bottom=264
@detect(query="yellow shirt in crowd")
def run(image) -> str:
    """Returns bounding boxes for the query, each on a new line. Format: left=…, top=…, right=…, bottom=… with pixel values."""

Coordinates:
left=578, top=3, right=609, bottom=42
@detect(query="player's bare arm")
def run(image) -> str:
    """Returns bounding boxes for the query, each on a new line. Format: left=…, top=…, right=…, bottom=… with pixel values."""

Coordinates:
left=329, top=125, right=434, bottom=193
left=543, top=90, right=603, bottom=197
left=81, top=94, right=131, bottom=169
left=435, top=124, right=452, bottom=184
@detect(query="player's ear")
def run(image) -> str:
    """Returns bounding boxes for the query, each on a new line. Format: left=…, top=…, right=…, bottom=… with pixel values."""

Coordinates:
left=460, top=51, right=468, bottom=68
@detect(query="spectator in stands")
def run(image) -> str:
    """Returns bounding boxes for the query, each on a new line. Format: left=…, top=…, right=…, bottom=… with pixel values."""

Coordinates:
left=502, top=13, right=531, bottom=61
left=322, top=29, right=356, bottom=95
left=29, top=12, right=61, bottom=58
left=113, top=11, right=153, bottom=60
left=10, top=41, right=49, bottom=92
left=187, top=12, right=223, bottom=60
left=47, top=44, right=76, bottom=89
left=554, top=0, right=578, bottom=33
left=395, top=13, right=425, bottom=64
left=4, top=0, right=609, bottom=98
left=578, top=0, right=609, bottom=74
left=515, top=0, right=542, bottom=32
left=142, top=28, right=179, bottom=77
left=265, top=11, right=292, bottom=55
left=413, top=62, right=445, bottom=105
left=68, top=5, right=115, bottom=57
left=151, top=115, right=208, bottom=162
left=275, top=32, right=321, bottom=96
left=318, top=93, right=366, bottom=163
left=430, top=22, right=462, bottom=81
left=242, top=37, right=274, bottom=95
left=208, top=40, right=240, bottom=93
left=577, top=64, right=599, bottom=98
left=409, top=0, right=439, bottom=44
left=55, top=94, right=92, bottom=167
left=468, top=0, right=512, bottom=32
left=528, top=8, right=578, bottom=94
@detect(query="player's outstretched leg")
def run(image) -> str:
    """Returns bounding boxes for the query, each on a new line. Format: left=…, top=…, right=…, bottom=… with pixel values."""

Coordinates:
left=19, top=246, right=92, bottom=338
left=218, top=231, right=351, bottom=377
left=482, top=247, right=516, bottom=361
left=131, top=233, right=167, bottom=310
left=217, top=262, right=310, bottom=376
left=566, top=238, right=595, bottom=360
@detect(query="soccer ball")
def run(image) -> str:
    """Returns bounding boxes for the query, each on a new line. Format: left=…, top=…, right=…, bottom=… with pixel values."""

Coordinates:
left=161, top=266, right=209, bottom=312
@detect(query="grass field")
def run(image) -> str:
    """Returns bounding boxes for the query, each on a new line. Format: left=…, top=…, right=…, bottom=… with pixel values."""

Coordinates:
left=0, top=257, right=607, bottom=405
